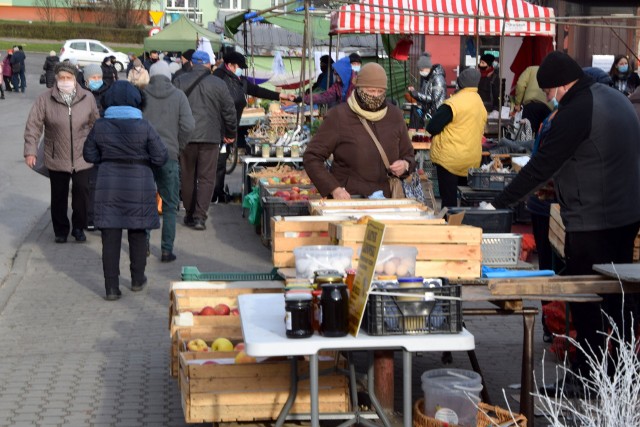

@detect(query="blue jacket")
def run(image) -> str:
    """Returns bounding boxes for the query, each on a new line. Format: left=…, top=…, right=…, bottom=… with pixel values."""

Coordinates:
left=83, top=115, right=168, bottom=230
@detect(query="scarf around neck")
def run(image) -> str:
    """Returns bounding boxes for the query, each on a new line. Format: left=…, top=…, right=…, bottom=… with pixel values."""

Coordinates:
left=347, top=92, right=387, bottom=122
left=104, top=106, right=143, bottom=119
left=480, top=67, right=494, bottom=78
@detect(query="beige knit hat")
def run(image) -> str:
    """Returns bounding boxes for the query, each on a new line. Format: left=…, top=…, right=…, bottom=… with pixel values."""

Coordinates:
left=355, top=63, right=388, bottom=89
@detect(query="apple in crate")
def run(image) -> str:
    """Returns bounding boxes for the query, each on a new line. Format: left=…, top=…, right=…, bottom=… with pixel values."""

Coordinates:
left=211, top=337, right=234, bottom=352
left=199, top=306, right=216, bottom=316
left=187, top=339, right=209, bottom=352
left=213, top=303, right=231, bottom=315
left=230, top=307, right=240, bottom=316
left=233, top=342, right=245, bottom=351
left=235, top=350, right=257, bottom=364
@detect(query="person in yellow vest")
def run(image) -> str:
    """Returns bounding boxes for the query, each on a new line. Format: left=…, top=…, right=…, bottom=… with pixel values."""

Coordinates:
left=427, top=68, right=487, bottom=208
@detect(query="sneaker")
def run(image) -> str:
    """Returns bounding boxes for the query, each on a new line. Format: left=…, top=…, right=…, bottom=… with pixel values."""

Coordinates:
left=71, top=228, right=86, bottom=242
left=131, top=276, right=148, bottom=292
left=161, top=251, right=177, bottom=263
left=183, top=216, right=195, bottom=227
left=193, top=219, right=206, bottom=230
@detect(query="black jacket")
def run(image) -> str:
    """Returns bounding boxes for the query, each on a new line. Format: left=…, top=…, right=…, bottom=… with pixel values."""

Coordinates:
left=42, top=56, right=59, bottom=88
left=478, top=71, right=500, bottom=112
left=173, top=65, right=237, bottom=144
left=101, top=59, right=118, bottom=87
left=10, top=49, right=25, bottom=72
left=494, top=75, right=640, bottom=232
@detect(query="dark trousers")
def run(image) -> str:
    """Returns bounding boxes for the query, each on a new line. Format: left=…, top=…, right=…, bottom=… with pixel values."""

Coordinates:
left=565, top=221, right=640, bottom=376
left=180, top=143, right=219, bottom=221
left=435, top=164, right=467, bottom=208
left=530, top=212, right=553, bottom=270
left=49, top=169, right=91, bottom=237
left=3, top=76, right=12, bottom=92
left=101, top=228, right=147, bottom=284
left=11, top=70, right=25, bottom=92
left=213, top=146, right=228, bottom=201
left=86, top=166, right=98, bottom=227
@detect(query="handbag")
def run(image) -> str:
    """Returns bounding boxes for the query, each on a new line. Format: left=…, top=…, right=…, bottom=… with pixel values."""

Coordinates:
left=32, top=136, right=49, bottom=178
left=39, top=73, right=46, bottom=85
left=358, top=117, right=405, bottom=199
left=401, top=171, right=427, bottom=204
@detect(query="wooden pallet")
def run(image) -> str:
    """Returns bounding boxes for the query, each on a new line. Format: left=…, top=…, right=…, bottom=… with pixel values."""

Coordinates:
left=179, top=352, right=350, bottom=423
left=329, top=222, right=482, bottom=279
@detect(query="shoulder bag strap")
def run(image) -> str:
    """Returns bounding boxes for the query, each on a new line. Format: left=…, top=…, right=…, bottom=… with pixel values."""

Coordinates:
left=358, top=117, right=391, bottom=169
left=183, top=71, right=210, bottom=98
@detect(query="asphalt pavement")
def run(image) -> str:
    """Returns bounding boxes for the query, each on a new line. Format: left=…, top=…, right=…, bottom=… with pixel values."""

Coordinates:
left=0, top=52, right=556, bottom=427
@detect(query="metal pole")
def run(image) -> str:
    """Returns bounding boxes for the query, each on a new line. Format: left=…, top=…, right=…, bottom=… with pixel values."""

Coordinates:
left=307, top=0, right=314, bottom=124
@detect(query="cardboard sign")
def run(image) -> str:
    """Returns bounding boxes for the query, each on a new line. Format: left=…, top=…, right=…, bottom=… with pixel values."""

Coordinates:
left=348, top=220, right=386, bottom=337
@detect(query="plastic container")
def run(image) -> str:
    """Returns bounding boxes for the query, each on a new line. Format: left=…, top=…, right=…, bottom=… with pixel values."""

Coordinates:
left=467, top=169, right=518, bottom=191
left=422, top=369, right=483, bottom=426
left=294, top=246, right=353, bottom=279
left=373, top=246, right=418, bottom=278
left=447, top=207, right=513, bottom=233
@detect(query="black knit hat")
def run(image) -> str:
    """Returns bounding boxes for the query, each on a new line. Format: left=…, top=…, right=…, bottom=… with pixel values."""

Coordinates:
left=537, top=51, right=584, bottom=89
left=182, top=49, right=195, bottom=61
left=349, top=53, right=362, bottom=64
left=480, top=54, right=495, bottom=65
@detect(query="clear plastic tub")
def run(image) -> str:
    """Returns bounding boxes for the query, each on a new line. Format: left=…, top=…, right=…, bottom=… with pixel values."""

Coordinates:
left=373, top=246, right=418, bottom=278
left=422, top=369, right=483, bottom=426
left=294, top=245, right=353, bottom=279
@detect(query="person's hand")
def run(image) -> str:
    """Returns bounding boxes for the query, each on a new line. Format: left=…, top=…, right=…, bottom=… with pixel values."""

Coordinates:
left=331, top=187, right=351, bottom=200
left=280, top=93, right=295, bottom=102
left=513, top=104, right=522, bottom=113
left=25, top=155, right=36, bottom=168
left=223, top=137, right=235, bottom=144
left=407, top=86, right=415, bottom=92
left=389, top=159, right=409, bottom=177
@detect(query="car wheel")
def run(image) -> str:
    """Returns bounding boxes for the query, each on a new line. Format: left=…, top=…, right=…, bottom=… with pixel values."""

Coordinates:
left=114, top=62, right=124, bottom=72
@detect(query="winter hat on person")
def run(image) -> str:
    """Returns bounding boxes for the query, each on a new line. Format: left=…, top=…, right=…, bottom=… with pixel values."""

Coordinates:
left=49, top=50, right=56, bottom=57
left=223, top=51, right=248, bottom=69
left=55, top=62, right=77, bottom=77
left=349, top=53, right=362, bottom=64
left=102, top=80, right=142, bottom=109
left=480, top=53, right=495, bottom=65
left=83, top=64, right=103, bottom=79
left=191, top=50, right=210, bottom=65
left=355, top=63, right=388, bottom=89
left=150, top=61, right=171, bottom=80
left=416, top=52, right=432, bottom=69
left=182, top=49, right=195, bottom=61
left=537, top=51, right=584, bottom=89
left=133, top=58, right=142, bottom=68
left=457, top=68, right=481, bottom=89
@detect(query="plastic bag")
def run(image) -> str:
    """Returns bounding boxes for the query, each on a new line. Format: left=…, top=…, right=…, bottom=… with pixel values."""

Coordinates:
left=241, top=186, right=262, bottom=226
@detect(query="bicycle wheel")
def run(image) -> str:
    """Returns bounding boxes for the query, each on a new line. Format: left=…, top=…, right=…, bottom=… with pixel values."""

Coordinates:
left=225, top=141, right=238, bottom=175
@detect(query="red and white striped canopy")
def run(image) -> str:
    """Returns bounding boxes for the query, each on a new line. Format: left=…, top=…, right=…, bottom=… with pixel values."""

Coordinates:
left=330, top=0, right=555, bottom=37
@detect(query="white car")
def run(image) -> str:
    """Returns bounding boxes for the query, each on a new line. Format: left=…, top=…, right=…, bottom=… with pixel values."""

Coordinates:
left=59, top=39, right=130, bottom=72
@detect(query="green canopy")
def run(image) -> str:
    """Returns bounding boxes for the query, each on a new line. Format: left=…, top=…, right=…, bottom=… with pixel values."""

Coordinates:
left=224, top=11, right=331, bottom=40
left=144, top=16, right=224, bottom=52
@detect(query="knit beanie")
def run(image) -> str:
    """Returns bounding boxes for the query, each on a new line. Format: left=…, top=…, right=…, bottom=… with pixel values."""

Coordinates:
left=83, top=64, right=103, bottom=79
left=349, top=52, right=362, bottom=64
left=537, top=51, right=584, bottom=89
left=150, top=61, right=171, bottom=80
left=416, top=52, right=432, bottom=69
left=49, top=50, right=57, bottom=56
left=355, top=63, right=388, bottom=89
left=55, top=62, right=77, bottom=77
left=133, top=58, right=142, bottom=68
left=457, top=68, right=481, bottom=89
left=182, top=49, right=195, bottom=61
left=480, top=53, right=495, bottom=65
left=102, top=81, right=142, bottom=109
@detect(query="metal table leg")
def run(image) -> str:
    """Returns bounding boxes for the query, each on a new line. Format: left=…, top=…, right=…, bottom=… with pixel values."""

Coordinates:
left=310, top=353, right=319, bottom=427
left=275, top=357, right=298, bottom=427
left=402, top=350, right=412, bottom=427
left=521, top=311, right=536, bottom=427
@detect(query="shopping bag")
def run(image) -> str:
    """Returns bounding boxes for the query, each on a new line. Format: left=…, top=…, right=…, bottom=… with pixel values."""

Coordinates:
left=32, top=136, right=49, bottom=178
left=39, top=73, right=46, bottom=85
left=402, top=171, right=425, bottom=204
left=241, top=186, right=262, bottom=226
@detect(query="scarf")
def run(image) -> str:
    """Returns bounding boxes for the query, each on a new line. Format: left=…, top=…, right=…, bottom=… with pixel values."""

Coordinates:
left=104, top=106, right=143, bottom=119
left=60, top=89, right=76, bottom=107
left=479, top=67, right=494, bottom=78
left=347, top=92, right=387, bottom=122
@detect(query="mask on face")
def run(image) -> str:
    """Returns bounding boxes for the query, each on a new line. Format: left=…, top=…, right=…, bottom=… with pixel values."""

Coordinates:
left=356, top=88, right=386, bottom=111
left=151, top=58, right=158, bottom=63
left=57, top=80, right=75, bottom=93
left=88, top=80, right=103, bottom=91
left=234, top=68, right=243, bottom=77
left=478, top=65, right=488, bottom=71
left=618, top=64, right=629, bottom=73
left=352, top=65, right=361, bottom=73
left=551, top=87, right=559, bottom=110
left=419, top=70, right=430, bottom=77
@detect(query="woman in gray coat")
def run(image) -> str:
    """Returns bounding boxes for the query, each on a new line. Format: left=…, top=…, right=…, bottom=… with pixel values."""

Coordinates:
left=83, top=81, right=168, bottom=300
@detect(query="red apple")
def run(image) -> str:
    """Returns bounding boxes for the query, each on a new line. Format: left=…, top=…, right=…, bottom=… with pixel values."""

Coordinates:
left=230, top=308, right=240, bottom=316
left=199, top=306, right=216, bottom=316
left=213, top=303, right=231, bottom=316
left=234, top=342, right=245, bottom=351
left=290, top=176, right=298, bottom=184
left=291, top=186, right=300, bottom=193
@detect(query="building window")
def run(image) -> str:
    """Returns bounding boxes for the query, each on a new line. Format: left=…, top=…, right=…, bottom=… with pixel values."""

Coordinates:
left=218, top=0, right=249, bottom=10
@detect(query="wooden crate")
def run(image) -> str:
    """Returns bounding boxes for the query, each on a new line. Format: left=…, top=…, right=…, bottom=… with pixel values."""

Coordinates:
left=330, top=221, right=482, bottom=279
left=308, top=198, right=428, bottom=216
left=549, top=203, right=640, bottom=261
left=179, top=352, right=350, bottom=423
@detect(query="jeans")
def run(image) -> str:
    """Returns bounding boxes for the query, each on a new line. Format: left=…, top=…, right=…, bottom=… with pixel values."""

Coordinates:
left=11, top=70, right=25, bottom=92
left=49, top=168, right=91, bottom=237
left=153, top=159, right=180, bottom=252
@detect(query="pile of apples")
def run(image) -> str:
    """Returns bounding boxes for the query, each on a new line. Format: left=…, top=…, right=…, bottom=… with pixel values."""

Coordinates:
left=186, top=338, right=256, bottom=364
left=195, top=303, right=239, bottom=316
left=273, top=186, right=318, bottom=201
left=264, top=174, right=312, bottom=186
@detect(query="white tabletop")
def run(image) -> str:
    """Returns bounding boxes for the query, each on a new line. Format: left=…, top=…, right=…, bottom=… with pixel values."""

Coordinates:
left=238, top=294, right=475, bottom=357
left=242, top=156, right=303, bottom=163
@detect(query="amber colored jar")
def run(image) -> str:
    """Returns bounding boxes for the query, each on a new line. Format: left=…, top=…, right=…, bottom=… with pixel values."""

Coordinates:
left=345, top=269, right=356, bottom=293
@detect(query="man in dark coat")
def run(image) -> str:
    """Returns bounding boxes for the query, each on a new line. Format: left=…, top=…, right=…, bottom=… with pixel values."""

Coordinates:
left=172, top=49, right=194, bottom=82
left=493, top=52, right=640, bottom=388
left=144, top=50, right=160, bottom=72
left=174, top=51, right=237, bottom=230
left=42, top=51, right=60, bottom=88
left=83, top=81, right=168, bottom=300
left=100, top=56, right=118, bottom=87
left=10, top=45, right=26, bottom=93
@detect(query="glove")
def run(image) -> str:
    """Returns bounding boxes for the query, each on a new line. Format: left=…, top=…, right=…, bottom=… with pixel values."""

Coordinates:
left=478, top=201, right=496, bottom=210
left=293, top=96, right=303, bottom=103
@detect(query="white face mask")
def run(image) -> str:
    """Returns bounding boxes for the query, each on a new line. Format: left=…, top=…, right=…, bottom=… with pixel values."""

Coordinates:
left=419, top=70, right=430, bottom=77
left=57, top=80, right=75, bottom=93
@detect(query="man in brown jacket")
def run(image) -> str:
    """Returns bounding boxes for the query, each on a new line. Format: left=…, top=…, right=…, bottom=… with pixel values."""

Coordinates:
left=24, top=62, right=100, bottom=243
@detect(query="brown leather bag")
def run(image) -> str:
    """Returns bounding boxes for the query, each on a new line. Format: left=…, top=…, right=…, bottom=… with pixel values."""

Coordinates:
left=359, top=117, right=405, bottom=198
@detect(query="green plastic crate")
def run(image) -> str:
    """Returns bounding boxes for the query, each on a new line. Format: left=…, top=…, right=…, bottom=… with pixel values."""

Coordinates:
left=181, top=266, right=281, bottom=281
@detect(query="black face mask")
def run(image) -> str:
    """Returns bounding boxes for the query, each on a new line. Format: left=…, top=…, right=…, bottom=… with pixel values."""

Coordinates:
left=151, top=58, right=159, bottom=63
left=478, top=65, right=488, bottom=71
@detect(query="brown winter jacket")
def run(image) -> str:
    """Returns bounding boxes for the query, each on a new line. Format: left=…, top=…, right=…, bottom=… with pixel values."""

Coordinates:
left=303, top=102, right=415, bottom=198
left=24, top=83, right=99, bottom=173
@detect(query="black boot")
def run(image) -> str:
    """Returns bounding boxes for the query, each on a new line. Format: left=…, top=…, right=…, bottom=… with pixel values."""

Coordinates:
left=104, top=277, right=121, bottom=301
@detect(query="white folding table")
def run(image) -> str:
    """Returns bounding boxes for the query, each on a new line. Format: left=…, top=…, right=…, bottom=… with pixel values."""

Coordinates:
left=238, top=294, right=475, bottom=427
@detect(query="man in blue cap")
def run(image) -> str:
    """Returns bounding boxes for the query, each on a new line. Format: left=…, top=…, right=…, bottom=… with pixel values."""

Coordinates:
left=174, top=50, right=237, bottom=230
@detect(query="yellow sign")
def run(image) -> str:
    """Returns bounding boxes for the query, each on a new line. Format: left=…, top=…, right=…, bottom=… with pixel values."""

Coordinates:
left=149, top=11, right=165, bottom=26
left=348, top=220, right=386, bottom=337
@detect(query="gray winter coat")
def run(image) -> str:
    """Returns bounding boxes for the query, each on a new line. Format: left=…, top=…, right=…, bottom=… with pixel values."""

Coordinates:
left=24, top=83, right=100, bottom=173
left=173, top=65, right=237, bottom=144
left=143, top=75, right=195, bottom=160
left=410, top=64, right=447, bottom=119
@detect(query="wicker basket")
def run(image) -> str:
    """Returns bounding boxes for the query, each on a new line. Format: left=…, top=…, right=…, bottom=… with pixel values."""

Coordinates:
left=413, top=398, right=526, bottom=427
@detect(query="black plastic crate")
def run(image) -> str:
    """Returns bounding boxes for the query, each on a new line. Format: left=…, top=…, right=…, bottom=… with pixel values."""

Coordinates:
left=362, top=283, right=462, bottom=335
left=447, top=207, right=513, bottom=233
left=260, top=196, right=310, bottom=245
left=458, top=186, right=497, bottom=207
left=467, top=169, right=518, bottom=191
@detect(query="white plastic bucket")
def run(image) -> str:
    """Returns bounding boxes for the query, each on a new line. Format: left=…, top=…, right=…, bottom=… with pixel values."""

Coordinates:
left=422, top=369, right=483, bottom=427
